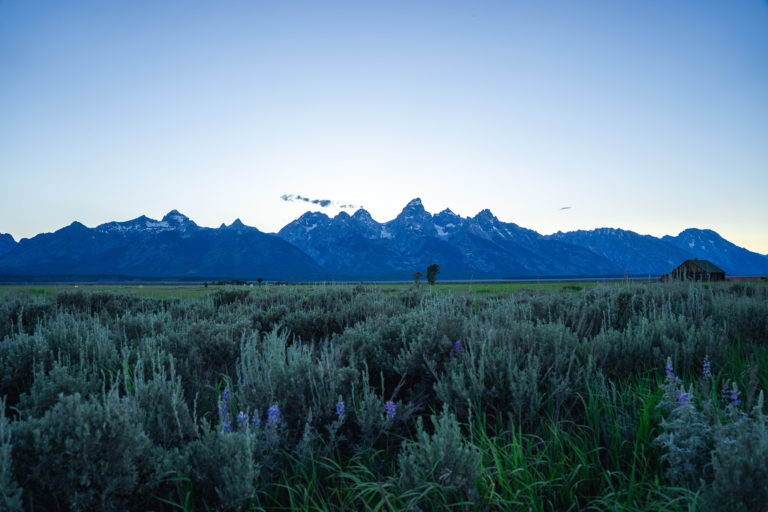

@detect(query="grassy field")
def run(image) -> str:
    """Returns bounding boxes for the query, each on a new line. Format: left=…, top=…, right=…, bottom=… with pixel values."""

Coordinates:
left=1, top=281, right=767, bottom=511
left=0, top=280, right=627, bottom=299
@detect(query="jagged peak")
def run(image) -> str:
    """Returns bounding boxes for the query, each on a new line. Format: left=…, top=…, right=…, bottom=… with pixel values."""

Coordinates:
left=162, top=210, right=192, bottom=224
left=353, top=208, right=374, bottom=220
left=396, top=198, right=430, bottom=219
left=297, top=210, right=330, bottom=222
left=58, top=221, right=89, bottom=234
left=223, top=218, right=255, bottom=232
left=405, top=198, right=423, bottom=208
left=334, top=211, right=351, bottom=220
left=437, top=208, right=458, bottom=217
left=474, top=209, right=497, bottom=221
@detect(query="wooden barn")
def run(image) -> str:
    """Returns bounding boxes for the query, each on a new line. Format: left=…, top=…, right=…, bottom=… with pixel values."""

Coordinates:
left=666, top=259, right=726, bottom=282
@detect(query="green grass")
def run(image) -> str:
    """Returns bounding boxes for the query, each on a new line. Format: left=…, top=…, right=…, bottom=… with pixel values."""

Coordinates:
left=0, top=284, right=214, bottom=299
left=0, top=281, right=608, bottom=300
left=3, top=278, right=759, bottom=300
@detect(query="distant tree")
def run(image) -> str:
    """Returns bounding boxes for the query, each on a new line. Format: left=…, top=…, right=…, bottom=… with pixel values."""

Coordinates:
left=204, top=281, right=208, bottom=288
left=426, top=264, right=440, bottom=285
left=412, top=272, right=422, bottom=286
left=257, top=277, right=263, bottom=286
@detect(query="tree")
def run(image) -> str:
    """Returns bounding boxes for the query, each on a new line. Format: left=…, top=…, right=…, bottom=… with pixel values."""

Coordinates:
left=412, top=271, right=423, bottom=286
left=257, top=277, right=263, bottom=286
left=426, top=264, right=440, bottom=285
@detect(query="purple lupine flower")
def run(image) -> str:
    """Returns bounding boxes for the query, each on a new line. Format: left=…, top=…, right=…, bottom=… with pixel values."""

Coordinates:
left=267, top=404, right=281, bottom=426
left=220, top=387, right=232, bottom=432
left=665, top=357, right=675, bottom=380
left=702, top=356, right=712, bottom=379
left=251, top=415, right=260, bottom=428
left=677, top=392, right=690, bottom=406
left=237, top=411, right=248, bottom=431
left=450, top=340, right=463, bottom=358
left=385, top=400, right=396, bottom=420
left=722, top=384, right=742, bottom=406
left=335, top=400, right=345, bottom=418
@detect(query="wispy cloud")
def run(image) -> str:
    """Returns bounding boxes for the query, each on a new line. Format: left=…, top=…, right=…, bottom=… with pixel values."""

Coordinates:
left=559, top=206, right=572, bottom=210
left=281, top=194, right=358, bottom=209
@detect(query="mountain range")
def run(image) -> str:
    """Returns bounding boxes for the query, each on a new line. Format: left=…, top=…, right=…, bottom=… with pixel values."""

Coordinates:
left=1, top=199, right=766, bottom=281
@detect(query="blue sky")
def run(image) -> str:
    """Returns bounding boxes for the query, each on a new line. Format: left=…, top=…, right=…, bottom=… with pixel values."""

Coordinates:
left=1, top=0, right=767, bottom=252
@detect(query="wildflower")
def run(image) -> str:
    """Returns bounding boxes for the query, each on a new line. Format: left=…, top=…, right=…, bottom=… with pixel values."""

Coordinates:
left=267, top=404, right=281, bottom=426
left=722, top=383, right=742, bottom=406
left=665, top=357, right=675, bottom=380
left=251, top=415, right=260, bottom=428
left=237, top=411, right=248, bottom=431
left=220, top=387, right=231, bottom=432
left=385, top=400, right=396, bottom=420
left=219, top=387, right=230, bottom=417
left=702, top=356, right=712, bottom=378
left=335, top=400, right=345, bottom=418
left=677, top=392, right=690, bottom=406
left=449, top=340, right=463, bottom=358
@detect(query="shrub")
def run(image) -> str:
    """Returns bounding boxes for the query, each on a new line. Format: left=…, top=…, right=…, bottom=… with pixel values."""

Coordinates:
left=12, top=388, right=156, bottom=511
left=397, top=405, right=480, bottom=505
left=654, top=377, right=712, bottom=489
left=184, top=426, right=259, bottom=511
left=705, top=393, right=768, bottom=512
left=124, top=355, right=197, bottom=449
left=0, top=397, right=23, bottom=511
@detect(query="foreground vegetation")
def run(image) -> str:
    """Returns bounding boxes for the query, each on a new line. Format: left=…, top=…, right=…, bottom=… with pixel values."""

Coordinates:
left=1, top=282, right=767, bottom=511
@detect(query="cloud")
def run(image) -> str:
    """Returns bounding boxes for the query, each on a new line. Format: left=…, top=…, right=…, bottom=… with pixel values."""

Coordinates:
left=281, top=194, right=359, bottom=209
left=559, top=206, right=572, bottom=210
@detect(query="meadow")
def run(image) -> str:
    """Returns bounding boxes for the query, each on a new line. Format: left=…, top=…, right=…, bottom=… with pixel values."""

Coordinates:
left=1, top=281, right=767, bottom=511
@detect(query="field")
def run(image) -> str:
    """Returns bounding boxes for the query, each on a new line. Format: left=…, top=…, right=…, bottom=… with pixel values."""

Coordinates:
left=1, top=281, right=767, bottom=511
left=0, top=280, right=636, bottom=299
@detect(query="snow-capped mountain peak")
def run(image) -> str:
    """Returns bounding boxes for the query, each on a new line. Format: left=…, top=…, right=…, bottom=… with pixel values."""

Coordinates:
left=388, top=198, right=436, bottom=237
left=404, top=197, right=424, bottom=209
left=161, top=210, right=196, bottom=227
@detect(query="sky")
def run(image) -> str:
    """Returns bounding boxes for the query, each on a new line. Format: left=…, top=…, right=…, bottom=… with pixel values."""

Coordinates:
left=1, top=0, right=767, bottom=253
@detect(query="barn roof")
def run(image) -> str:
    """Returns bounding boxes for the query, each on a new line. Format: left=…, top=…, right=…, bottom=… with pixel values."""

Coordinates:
left=686, top=259, right=725, bottom=273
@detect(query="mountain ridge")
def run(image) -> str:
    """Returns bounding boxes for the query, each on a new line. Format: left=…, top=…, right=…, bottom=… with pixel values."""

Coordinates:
left=1, top=201, right=767, bottom=279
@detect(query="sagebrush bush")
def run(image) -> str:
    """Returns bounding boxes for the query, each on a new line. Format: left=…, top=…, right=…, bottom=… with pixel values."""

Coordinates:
left=185, top=426, right=259, bottom=511
left=124, top=354, right=197, bottom=449
left=397, top=405, right=481, bottom=505
left=654, top=377, right=713, bottom=489
left=705, top=393, right=768, bottom=512
left=11, top=387, right=156, bottom=511
left=0, top=397, right=23, bottom=511
left=655, top=356, right=768, bottom=511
